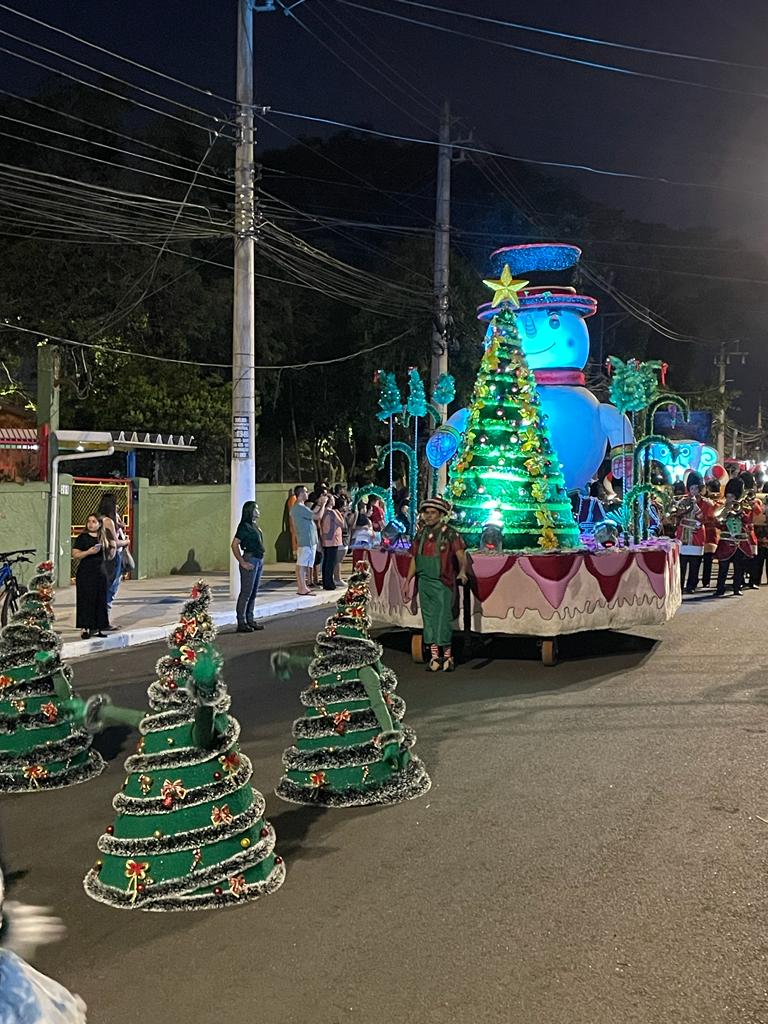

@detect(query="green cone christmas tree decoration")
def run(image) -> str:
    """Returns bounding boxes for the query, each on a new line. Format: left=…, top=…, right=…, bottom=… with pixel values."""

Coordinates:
left=84, top=580, right=285, bottom=911
left=0, top=560, right=105, bottom=792
left=448, top=305, right=581, bottom=551
left=274, top=562, right=431, bottom=807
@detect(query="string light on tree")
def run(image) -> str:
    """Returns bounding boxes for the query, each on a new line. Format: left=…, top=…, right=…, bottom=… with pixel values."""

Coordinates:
left=448, top=281, right=580, bottom=552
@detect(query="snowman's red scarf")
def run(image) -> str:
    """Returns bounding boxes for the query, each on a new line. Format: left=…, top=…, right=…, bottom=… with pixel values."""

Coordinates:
left=534, top=369, right=585, bottom=386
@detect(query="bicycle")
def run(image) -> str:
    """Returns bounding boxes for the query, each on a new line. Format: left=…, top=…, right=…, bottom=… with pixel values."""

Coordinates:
left=0, top=549, right=35, bottom=626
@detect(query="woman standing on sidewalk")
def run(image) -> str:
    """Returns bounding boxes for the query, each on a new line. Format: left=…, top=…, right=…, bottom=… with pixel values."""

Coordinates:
left=320, top=495, right=344, bottom=591
left=231, top=501, right=265, bottom=632
left=72, top=513, right=109, bottom=639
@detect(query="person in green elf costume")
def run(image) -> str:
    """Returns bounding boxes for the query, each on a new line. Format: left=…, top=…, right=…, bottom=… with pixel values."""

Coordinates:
left=402, top=497, right=469, bottom=673
left=0, top=561, right=141, bottom=793
left=84, top=579, right=285, bottom=911
left=272, top=562, right=431, bottom=807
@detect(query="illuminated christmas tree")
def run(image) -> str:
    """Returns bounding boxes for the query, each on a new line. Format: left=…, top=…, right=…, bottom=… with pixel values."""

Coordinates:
left=447, top=295, right=581, bottom=552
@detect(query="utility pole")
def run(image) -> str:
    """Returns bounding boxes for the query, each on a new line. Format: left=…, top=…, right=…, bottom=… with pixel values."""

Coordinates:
left=230, top=0, right=273, bottom=596
left=430, top=99, right=452, bottom=495
left=714, top=339, right=747, bottom=464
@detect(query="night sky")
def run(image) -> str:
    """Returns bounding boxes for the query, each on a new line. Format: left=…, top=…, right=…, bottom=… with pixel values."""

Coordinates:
left=4, top=0, right=768, bottom=242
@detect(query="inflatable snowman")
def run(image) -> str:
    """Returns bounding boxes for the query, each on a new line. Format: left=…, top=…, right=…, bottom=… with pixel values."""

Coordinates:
left=427, top=242, right=633, bottom=492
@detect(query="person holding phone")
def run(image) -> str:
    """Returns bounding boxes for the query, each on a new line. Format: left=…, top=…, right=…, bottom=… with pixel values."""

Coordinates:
left=72, top=513, right=109, bottom=639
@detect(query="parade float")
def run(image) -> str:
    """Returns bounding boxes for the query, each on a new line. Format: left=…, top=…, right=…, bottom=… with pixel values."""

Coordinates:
left=356, top=243, right=682, bottom=665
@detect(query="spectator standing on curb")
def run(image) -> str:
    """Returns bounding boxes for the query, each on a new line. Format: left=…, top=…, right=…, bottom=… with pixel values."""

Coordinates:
left=320, top=495, right=344, bottom=590
left=285, top=488, right=298, bottom=559
left=335, top=493, right=350, bottom=585
left=97, top=491, right=129, bottom=625
left=72, top=513, right=109, bottom=639
left=231, top=500, right=265, bottom=633
left=290, top=486, right=329, bottom=595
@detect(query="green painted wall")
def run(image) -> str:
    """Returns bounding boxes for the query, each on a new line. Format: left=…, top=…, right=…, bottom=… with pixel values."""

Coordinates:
left=0, top=482, right=49, bottom=564
left=0, top=480, right=303, bottom=583
left=131, top=480, right=300, bottom=577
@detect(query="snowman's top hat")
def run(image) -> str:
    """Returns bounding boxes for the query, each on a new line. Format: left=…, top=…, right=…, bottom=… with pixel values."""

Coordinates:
left=488, top=242, right=581, bottom=278
left=479, top=241, right=598, bottom=321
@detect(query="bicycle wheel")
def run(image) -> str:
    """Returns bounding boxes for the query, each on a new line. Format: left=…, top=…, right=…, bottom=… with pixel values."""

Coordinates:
left=1, top=584, right=19, bottom=626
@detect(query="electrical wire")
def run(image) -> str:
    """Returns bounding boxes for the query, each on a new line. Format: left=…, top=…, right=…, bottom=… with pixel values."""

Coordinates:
left=266, top=107, right=768, bottom=200
left=0, top=26, right=237, bottom=129
left=0, top=321, right=417, bottom=371
left=342, top=0, right=768, bottom=73
left=274, top=0, right=437, bottom=136
left=332, top=1, right=768, bottom=104
left=0, top=87, right=231, bottom=175
left=0, top=2, right=239, bottom=106
left=0, top=43, right=233, bottom=138
left=0, top=110, right=234, bottom=188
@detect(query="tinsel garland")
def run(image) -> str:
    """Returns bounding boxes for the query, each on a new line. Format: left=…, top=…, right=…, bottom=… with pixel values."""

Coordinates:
left=0, top=640, right=60, bottom=674
left=113, top=757, right=254, bottom=815
left=84, top=832, right=285, bottom=912
left=308, top=633, right=384, bottom=678
left=283, top=727, right=416, bottom=772
left=0, top=728, right=93, bottom=768
left=0, top=708, right=73, bottom=733
left=299, top=676, right=397, bottom=708
left=86, top=863, right=285, bottom=913
left=0, top=750, right=104, bottom=793
left=0, top=680, right=60, bottom=702
left=98, top=800, right=264, bottom=857
left=124, top=718, right=238, bottom=773
left=293, top=698, right=406, bottom=739
left=277, top=757, right=430, bottom=808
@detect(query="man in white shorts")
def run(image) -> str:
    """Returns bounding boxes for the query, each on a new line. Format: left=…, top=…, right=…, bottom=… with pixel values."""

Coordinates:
left=290, top=485, right=329, bottom=595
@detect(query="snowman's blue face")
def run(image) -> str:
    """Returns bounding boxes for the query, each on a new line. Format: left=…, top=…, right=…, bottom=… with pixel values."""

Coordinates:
left=516, top=308, right=590, bottom=369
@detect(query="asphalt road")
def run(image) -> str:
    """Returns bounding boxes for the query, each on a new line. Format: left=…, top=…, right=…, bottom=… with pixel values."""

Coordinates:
left=2, top=592, right=768, bottom=1024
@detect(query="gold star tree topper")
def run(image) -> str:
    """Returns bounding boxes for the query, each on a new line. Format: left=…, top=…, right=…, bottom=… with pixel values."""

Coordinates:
left=482, top=264, right=529, bottom=308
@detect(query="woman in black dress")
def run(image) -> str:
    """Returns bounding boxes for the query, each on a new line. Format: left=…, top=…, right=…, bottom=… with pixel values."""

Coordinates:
left=72, top=514, right=109, bottom=639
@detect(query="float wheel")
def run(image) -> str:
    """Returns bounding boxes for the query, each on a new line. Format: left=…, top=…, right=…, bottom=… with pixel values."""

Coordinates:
left=540, top=638, right=558, bottom=667
left=411, top=633, right=425, bottom=663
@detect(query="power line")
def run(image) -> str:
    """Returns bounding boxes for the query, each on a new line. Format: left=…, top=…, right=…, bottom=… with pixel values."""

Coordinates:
left=0, top=25, right=236, bottom=129
left=274, top=0, right=437, bottom=136
left=267, top=107, right=768, bottom=200
left=0, top=2, right=239, bottom=106
left=345, top=0, right=768, bottom=73
left=0, top=87, right=231, bottom=175
left=0, top=109, right=234, bottom=188
left=0, top=321, right=417, bottom=371
left=333, top=0, right=768, bottom=104
left=0, top=43, right=233, bottom=138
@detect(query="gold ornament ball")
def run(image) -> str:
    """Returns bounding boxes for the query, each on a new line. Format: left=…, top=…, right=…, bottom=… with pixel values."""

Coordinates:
left=240, top=837, right=251, bottom=849
left=167, top=738, right=174, bottom=746
left=153, top=830, right=163, bottom=838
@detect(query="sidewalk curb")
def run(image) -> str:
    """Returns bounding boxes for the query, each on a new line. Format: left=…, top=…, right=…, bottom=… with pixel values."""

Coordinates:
left=61, top=589, right=339, bottom=660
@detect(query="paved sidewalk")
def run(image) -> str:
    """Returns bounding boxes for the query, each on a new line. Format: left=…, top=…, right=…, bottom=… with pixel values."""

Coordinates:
left=55, top=564, right=341, bottom=659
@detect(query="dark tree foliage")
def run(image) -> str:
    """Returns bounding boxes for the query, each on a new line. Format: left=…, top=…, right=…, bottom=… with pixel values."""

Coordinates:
left=2, top=82, right=767, bottom=484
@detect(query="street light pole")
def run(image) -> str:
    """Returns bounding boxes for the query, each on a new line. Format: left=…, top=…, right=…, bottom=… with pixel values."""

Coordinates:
left=230, top=0, right=258, bottom=597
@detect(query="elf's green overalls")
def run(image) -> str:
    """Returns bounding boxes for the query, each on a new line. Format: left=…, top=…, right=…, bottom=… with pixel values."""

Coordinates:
left=415, top=532, right=454, bottom=647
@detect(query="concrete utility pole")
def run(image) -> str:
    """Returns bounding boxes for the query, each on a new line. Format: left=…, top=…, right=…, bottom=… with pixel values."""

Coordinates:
left=714, top=340, right=747, bottom=463
left=430, top=99, right=452, bottom=494
left=230, top=0, right=266, bottom=596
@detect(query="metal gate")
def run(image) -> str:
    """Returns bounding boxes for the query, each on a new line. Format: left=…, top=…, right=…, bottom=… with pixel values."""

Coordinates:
left=70, top=478, right=132, bottom=580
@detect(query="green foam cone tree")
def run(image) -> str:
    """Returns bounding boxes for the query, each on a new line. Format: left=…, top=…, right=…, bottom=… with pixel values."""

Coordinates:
left=448, top=306, right=581, bottom=551
left=275, top=563, right=431, bottom=807
left=83, top=580, right=285, bottom=911
left=0, top=560, right=105, bottom=792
